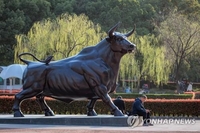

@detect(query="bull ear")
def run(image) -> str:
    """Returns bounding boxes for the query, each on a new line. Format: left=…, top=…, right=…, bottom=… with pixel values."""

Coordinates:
left=108, top=22, right=120, bottom=38
left=124, top=24, right=136, bottom=37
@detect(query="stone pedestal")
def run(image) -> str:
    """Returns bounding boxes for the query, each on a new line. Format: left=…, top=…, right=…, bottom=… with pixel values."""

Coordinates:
left=0, top=115, right=129, bottom=126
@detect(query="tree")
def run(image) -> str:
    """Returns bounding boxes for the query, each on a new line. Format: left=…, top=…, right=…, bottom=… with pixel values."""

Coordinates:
left=0, top=0, right=25, bottom=65
left=70, top=0, right=155, bottom=35
left=0, top=0, right=52, bottom=65
left=120, top=35, right=170, bottom=91
left=158, top=12, right=200, bottom=89
left=19, top=0, right=52, bottom=33
left=48, top=0, right=74, bottom=16
left=1, top=0, right=200, bottom=65
left=14, top=13, right=105, bottom=63
left=176, top=0, right=200, bottom=19
left=185, top=52, right=200, bottom=82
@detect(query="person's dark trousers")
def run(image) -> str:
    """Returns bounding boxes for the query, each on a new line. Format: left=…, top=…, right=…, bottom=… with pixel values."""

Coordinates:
left=137, top=112, right=150, bottom=124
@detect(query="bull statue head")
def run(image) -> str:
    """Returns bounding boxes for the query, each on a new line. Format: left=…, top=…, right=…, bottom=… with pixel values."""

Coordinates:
left=107, top=22, right=136, bottom=53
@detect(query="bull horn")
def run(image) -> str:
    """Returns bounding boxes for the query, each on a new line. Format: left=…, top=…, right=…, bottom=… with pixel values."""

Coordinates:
left=124, top=24, right=136, bottom=37
left=108, top=22, right=120, bottom=38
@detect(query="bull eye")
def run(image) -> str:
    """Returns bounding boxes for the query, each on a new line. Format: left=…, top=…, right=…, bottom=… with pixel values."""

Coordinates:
left=116, top=38, right=123, bottom=41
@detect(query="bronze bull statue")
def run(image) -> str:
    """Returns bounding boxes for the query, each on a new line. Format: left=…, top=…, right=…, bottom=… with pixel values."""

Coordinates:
left=12, top=22, right=136, bottom=117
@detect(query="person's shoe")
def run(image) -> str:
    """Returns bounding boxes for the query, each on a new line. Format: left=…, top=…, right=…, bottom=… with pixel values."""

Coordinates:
left=148, top=123, right=154, bottom=126
left=143, top=123, right=149, bottom=126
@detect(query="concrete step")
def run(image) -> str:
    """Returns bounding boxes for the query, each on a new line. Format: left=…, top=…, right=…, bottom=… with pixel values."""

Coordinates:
left=0, top=115, right=129, bottom=126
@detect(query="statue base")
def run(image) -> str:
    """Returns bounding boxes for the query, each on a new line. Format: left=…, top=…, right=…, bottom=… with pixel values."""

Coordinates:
left=0, top=115, right=129, bottom=127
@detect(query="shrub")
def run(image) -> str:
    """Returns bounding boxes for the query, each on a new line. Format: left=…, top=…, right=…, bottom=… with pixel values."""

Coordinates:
left=0, top=92, right=193, bottom=99
left=110, top=93, right=193, bottom=99
left=0, top=96, right=199, bottom=117
left=194, top=92, right=200, bottom=99
left=124, top=99, right=200, bottom=117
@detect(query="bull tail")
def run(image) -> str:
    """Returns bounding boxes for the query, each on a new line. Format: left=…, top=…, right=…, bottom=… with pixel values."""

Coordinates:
left=18, top=53, right=53, bottom=65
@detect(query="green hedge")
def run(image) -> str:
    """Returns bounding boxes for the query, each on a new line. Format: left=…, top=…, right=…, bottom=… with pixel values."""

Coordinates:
left=0, top=97, right=199, bottom=117
left=0, top=93, right=193, bottom=99
left=110, top=93, right=193, bottom=99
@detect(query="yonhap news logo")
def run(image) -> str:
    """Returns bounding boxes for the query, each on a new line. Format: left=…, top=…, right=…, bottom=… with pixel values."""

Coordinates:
left=127, top=116, right=196, bottom=127
left=146, top=118, right=196, bottom=125
left=127, top=115, right=143, bottom=127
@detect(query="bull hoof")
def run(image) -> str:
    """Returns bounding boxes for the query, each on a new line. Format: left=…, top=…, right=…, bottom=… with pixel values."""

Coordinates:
left=13, top=110, right=24, bottom=117
left=87, top=109, right=97, bottom=116
left=45, top=110, right=55, bottom=116
left=114, top=109, right=124, bottom=116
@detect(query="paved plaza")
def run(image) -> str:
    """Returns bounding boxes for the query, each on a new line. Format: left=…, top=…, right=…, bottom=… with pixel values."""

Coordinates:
left=0, top=120, right=200, bottom=133
left=0, top=123, right=200, bottom=133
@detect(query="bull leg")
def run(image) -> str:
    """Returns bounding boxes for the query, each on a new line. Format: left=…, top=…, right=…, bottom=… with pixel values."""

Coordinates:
left=93, top=84, right=124, bottom=116
left=12, top=88, right=41, bottom=117
left=36, top=94, right=54, bottom=116
left=87, top=98, right=98, bottom=116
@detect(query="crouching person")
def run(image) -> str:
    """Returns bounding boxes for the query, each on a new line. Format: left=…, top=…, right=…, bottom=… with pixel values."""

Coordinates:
left=132, top=95, right=153, bottom=126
